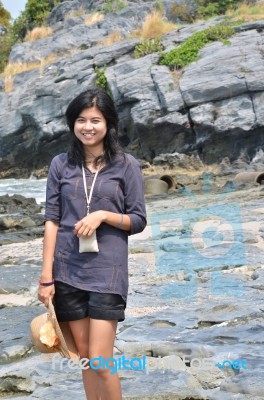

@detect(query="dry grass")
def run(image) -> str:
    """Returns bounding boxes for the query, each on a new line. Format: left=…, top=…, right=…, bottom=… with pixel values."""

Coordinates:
left=3, top=61, right=41, bottom=76
left=226, top=2, right=264, bottom=21
left=24, top=26, right=53, bottom=42
left=2, top=54, right=57, bottom=77
left=131, top=11, right=177, bottom=39
left=98, top=29, right=123, bottom=46
left=4, top=75, right=14, bottom=93
left=85, top=12, right=104, bottom=25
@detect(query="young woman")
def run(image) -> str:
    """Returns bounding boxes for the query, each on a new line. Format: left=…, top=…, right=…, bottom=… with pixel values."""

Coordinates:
left=38, top=88, right=147, bottom=400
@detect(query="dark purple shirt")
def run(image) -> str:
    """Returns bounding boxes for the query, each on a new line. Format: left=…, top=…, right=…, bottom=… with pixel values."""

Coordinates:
left=44, top=152, right=147, bottom=302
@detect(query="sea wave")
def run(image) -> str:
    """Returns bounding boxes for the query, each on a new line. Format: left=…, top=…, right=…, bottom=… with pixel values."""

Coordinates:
left=0, top=178, right=47, bottom=204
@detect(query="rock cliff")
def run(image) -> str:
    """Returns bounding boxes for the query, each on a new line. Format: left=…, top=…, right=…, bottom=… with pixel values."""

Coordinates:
left=0, top=0, right=264, bottom=177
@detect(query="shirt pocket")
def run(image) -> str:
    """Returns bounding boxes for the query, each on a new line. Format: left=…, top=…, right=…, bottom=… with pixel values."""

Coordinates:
left=61, top=178, right=84, bottom=200
left=95, top=179, right=120, bottom=201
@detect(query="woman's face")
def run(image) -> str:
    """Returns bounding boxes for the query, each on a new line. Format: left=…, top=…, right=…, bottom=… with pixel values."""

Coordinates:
left=74, top=106, right=107, bottom=153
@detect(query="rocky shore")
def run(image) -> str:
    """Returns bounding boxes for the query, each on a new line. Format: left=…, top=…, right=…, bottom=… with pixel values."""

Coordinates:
left=0, top=166, right=264, bottom=399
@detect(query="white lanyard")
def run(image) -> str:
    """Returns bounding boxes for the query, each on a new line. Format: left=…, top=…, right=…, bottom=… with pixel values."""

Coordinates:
left=82, top=165, right=99, bottom=215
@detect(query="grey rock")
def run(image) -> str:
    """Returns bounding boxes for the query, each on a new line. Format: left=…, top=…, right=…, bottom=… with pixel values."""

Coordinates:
left=190, top=95, right=256, bottom=137
left=153, top=152, right=204, bottom=169
left=150, top=65, right=184, bottom=112
left=9, top=26, right=108, bottom=64
left=252, top=91, right=264, bottom=126
left=47, top=0, right=93, bottom=25
left=93, top=39, right=138, bottom=66
left=0, top=194, right=41, bottom=214
left=99, top=4, right=154, bottom=33
left=220, top=371, right=264, bottom=396
left=0, top=264, right=40, bottom=294
left=0, top=305, right=44, bottom=363
left=0, top=195, right=44, bottom=242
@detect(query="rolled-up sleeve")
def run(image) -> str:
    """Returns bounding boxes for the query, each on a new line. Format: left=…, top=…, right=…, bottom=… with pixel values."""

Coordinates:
left=44, top=155, right=62, bottom=223
left=124, top=155, right=147, bottom=235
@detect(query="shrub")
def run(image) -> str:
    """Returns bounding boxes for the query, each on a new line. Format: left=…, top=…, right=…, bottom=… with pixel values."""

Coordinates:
left=170, top=0, right=243, bottom=20
left=160, top=24, right=235, bottom=69
left=0, top=1, right=11, bottom=26
left=24, top=26, right=53, bottom=41
left=155, top=0, right=164, bottom=12
left=0, top=34, right=13, bottom=72
left=197, top=0, right=241, bottom=18
left=131, top=11, right=177, bottom=39
left=134, top=37, right=164, bottom=58
left=12, top=0, right=61, bottom=40
left=101, top=0, right=126, bottom=14
left=94, top=65, right=108, bottom=91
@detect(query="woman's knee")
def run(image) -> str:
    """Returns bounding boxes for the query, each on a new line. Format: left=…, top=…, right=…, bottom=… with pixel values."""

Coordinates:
left=88, top=354, right=118, bottom=378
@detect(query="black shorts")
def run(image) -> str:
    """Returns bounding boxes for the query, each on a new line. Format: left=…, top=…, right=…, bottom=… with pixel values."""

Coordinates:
left=53, top=281, right=126, bottom=323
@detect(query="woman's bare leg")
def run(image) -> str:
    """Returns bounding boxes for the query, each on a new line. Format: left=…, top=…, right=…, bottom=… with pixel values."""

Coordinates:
left=68, top=317, right=121, bottom=400
left=68, top=317, right=101, bottom=399
left=88, top=319, right=122, bottom=400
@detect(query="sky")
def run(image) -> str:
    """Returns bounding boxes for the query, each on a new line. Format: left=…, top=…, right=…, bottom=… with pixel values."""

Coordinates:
left=2, top=0, right=27, bottom=19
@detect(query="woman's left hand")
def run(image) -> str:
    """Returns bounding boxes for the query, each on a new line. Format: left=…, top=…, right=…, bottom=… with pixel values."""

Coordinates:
left=74, top=211, right=106, bottom=237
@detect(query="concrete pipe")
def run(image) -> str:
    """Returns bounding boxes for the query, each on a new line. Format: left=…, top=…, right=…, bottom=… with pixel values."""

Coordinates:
left=160, top=175, right=176, bottom=189
left=144, top=178, right=169, bottom=195
left=234, top=172, right=264, bottom=185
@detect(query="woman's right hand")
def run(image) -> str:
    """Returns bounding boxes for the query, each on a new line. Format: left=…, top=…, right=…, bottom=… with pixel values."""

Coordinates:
left=38, top=285, right=55, bottom=307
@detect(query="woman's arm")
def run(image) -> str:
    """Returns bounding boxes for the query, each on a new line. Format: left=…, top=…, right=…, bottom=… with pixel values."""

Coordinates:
left=38, top=221, right=59, bottom=306
left=41, top=220, right=59, bottom=280
left=38, top=155, right=64, bottom=306
left=74, top=211, right=131, bottom=237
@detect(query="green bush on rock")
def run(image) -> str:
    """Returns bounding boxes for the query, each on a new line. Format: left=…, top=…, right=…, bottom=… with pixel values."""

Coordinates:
left=197, top=0, right=241, bottom=18
left=170, top=0, right=242, bottom=20
left=160, top=24, right=235, bottom=69
left=101, top=0, right=126, bottom=14
left=0, top=1, right=11, bottom=27
left=94, top=65, right=108, bottom=92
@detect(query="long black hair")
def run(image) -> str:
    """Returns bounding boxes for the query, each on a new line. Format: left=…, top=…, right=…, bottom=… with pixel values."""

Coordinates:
left=66, top=88, right=123, bottom=166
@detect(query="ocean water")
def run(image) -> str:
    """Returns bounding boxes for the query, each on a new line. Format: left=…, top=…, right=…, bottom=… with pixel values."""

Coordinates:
left=0, top=178, right=47, bottom=204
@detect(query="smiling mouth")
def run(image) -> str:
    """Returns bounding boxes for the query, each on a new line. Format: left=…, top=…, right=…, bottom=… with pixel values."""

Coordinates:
left=83, top=133, right=95, bottom=137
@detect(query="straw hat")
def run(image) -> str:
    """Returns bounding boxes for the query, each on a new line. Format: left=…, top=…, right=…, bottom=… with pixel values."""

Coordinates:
left=30, top=298, right=79, bottom=359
